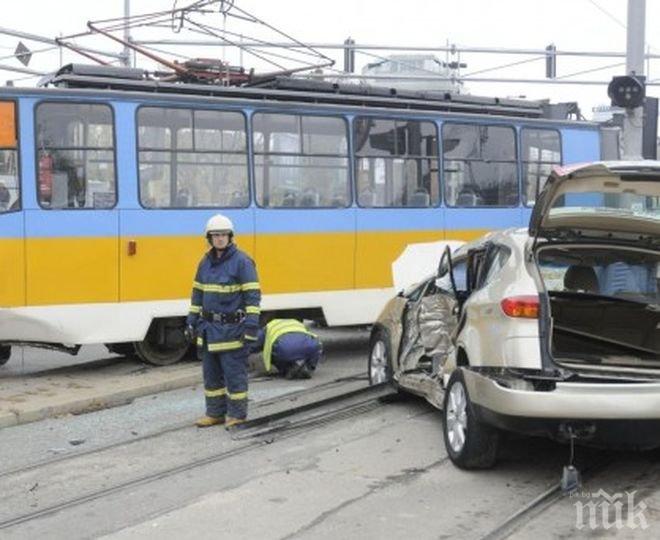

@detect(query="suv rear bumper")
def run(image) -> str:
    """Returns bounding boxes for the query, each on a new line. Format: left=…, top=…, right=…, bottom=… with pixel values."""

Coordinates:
left=463, top=368, right=660, bottom=420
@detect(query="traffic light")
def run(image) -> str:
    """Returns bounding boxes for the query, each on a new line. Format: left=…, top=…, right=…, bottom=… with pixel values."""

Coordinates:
left=607, top=75, right=646, bottom=108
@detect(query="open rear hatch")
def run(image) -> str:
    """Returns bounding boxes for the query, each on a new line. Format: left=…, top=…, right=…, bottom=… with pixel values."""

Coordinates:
left=530, top=161, right=660, bottom=246
left=532, top=162, right=660, bottom=374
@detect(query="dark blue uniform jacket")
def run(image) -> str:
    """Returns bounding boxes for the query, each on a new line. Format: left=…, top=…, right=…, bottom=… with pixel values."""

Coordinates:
left=186, top=243, right=261, bottom=352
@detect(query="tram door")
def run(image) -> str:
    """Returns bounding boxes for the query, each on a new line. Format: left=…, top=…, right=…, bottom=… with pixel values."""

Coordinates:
left=0, top=100, right=24, bottom=307
left=25, top=101, right=119, bottom=306
left=252, top=112, right=355, bottom=301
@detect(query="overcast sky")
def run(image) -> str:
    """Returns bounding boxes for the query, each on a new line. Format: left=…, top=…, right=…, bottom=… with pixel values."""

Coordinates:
left=1, top=0, right=658, bottom=119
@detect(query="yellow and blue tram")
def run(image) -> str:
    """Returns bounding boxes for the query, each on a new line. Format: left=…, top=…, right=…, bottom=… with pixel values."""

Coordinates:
left=0, top=65, right=605, bottom=364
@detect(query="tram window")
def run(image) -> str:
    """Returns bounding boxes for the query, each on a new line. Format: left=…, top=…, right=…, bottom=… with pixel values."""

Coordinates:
left=522, top=128, right=561, bottom=206
left=36, top=102, right=116, bottom=209
left=0, top=150, right=19, bottom=213
left=443, top=123, right=518, bottom=207
left=138, top=107, right=248, bottom=208
left=253, top=113, right=349, bottom=208
left=354, top=117, right=439, bottom=208
left=0, top=101, right=19, bottom=213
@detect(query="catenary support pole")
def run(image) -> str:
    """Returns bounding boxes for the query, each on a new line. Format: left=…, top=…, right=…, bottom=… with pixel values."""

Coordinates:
left=122, top=0, right=131, bottom=67
left=622, top=0, right=645, bottom=159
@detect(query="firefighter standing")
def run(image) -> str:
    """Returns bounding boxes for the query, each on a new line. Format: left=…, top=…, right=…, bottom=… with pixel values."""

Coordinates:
left=186, top=214, right=261, bottom=429
left=252, top=319, right=322, bottom=379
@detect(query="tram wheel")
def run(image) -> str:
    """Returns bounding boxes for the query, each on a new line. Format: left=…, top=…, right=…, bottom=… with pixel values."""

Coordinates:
left=134, top=318, right=190, bottom=366
left=0, top=345, right=10, bottom=366
left=104, top=342, right=137, bottom=357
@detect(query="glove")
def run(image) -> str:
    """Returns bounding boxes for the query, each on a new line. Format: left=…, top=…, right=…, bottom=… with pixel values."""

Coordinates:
left=243, top=327, right=259, bottom=343
left=184, top=324, right=196, bottom=345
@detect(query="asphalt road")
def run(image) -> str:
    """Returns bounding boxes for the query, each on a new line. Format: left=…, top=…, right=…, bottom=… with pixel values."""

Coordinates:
left=4, top=388, right=659, bottom=540
left=2, top=328, right=660, bottom=538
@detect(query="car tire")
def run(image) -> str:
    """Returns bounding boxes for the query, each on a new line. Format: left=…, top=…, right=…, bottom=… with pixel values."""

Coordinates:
left=442, top=369, right=499, bottom=469
left=368, top=329, right=394, bottom=386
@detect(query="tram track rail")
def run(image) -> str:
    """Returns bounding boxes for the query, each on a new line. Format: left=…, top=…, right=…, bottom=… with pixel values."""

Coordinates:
left=480, top=454, right=617, bottom=540
left=0, top=382, right=393, bottom=531
left=0, top=373, right=368, bottom=480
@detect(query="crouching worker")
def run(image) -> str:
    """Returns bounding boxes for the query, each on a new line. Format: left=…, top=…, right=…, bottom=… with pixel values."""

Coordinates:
left=186, top=214, right=261, bottom=429
left=252, top=319, right=321, bottom=379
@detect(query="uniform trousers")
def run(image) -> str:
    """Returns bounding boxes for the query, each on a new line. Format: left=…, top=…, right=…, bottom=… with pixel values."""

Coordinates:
left=202, top=347, right=249, bottom=419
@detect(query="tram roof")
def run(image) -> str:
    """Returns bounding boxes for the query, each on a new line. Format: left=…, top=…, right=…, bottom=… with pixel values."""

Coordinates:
left=35, top=63, right=576, bottom=120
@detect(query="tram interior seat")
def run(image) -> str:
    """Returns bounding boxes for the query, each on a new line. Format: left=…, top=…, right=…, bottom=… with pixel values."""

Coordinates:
left=456, top=188, right=484, bottom=207
left=358, top=188, right=376, bottom=207
left=175, top=188, right=192, bottom=207
left=504, top=191, right=520, bottom=206
left=230, top=191, right=248, bottom=207
left=331, top=193, right=347, bottom=207
left=299, top=189, right=320, bottom=207
left=281, top=191, right=297, bottom=207
left=51, top=172, right=70, bottom=208
left=408, top=189, right=430, bottom=207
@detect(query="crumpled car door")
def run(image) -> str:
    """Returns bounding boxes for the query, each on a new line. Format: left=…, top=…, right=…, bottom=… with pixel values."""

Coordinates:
left=401, top=284, right=459, bottom=372
left=418, top=290, right=459, bottom=356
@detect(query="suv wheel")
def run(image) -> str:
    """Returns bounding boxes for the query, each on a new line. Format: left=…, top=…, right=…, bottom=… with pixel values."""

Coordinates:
left=443, top=369, right=499, bottom=469
left=368, top=330, right=392, bottom=386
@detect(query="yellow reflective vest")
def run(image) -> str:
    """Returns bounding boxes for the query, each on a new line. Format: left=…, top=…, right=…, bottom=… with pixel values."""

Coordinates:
left=263, top=319, right=316, bottom=372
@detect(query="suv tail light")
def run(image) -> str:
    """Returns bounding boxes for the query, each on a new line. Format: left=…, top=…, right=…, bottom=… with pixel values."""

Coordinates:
left=501, top=296, right=539, bottom=318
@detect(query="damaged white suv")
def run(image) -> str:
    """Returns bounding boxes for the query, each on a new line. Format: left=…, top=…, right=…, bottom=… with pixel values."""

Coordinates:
left=369, top=161, right=660, bottom=469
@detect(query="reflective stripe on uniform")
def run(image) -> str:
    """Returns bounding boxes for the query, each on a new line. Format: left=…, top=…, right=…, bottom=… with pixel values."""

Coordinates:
left=193, top=281, right=242, bottom=294
left=228, top=391, right=247, bottom=400
left=263, top=319, right=316, bottom=372
left=204, top=387, right=227, bottom=397
left=245, top=306, right=260, bottom=315
left=240, top=282, right=260, bottom=291
left=196, top=336, right=203, bottom=347
left=207, top=340, right=243, bottom=352
left=189, top=305, right=201, bottom=314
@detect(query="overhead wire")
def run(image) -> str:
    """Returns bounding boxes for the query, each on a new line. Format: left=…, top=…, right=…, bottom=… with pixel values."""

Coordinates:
left=158, top=21, right=325, bottom=62
left=183, top=18, right=287, bottom=70
left=138, top=44, right=194, bottom=62
left=462, top=55, right=546, bottom=77
left=222, top=2, right=333, bottom=64
left=587, top=0, right=627, bottom=29
left=586, top=0, right=659, bottom=52
left=183, top=20, right=323, bottom=68
left=556, top=61, right=626, bottom=80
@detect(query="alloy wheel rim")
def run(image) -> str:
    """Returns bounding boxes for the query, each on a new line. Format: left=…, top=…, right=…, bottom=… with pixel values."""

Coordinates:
left=446, top=382, right=468, bottom=453
left=370, top=340, right=388, bottom=383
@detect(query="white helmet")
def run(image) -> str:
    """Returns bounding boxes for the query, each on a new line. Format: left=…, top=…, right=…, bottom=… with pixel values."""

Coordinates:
left=205, top=213, right=234, bottom=236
